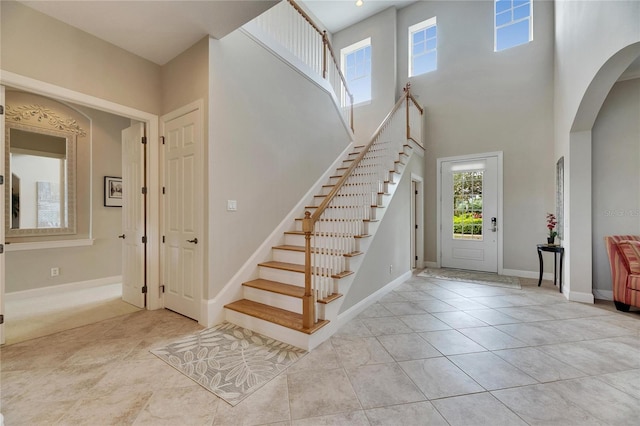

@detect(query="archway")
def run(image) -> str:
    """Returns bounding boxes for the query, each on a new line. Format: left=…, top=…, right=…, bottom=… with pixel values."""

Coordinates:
left=566, top=42, right=640, bottom=303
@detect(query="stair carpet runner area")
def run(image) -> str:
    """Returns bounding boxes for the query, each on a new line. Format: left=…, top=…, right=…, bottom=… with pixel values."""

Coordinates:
left=224, top=142, right=412, bottom=343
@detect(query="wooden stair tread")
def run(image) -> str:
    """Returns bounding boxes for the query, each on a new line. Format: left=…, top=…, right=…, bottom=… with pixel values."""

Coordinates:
left=225, top=299, right=329, bottom=334
left=259, top=260, right=354, bottom=278
left=318, top=293, right=343, bottom=304
left=243, top=279, right=304, bottom=298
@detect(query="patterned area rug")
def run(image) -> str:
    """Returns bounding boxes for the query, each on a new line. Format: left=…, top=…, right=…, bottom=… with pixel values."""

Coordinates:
left=418, top=268, right=521, bottom=289
left=151, top=322, right=307, bottom=406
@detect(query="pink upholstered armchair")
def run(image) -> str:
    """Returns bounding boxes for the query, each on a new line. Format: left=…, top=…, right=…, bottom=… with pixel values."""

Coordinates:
left=604, top=235, right=640, bottom=311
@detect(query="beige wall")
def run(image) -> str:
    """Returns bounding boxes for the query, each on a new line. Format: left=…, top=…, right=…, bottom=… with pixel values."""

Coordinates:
left=5, top=93, right=130, bottom=293
left=554, top=0, right=640, bottom=298
left=591, top=78, right=640, bottom=297
left=0, top=0, right=161, bottom=114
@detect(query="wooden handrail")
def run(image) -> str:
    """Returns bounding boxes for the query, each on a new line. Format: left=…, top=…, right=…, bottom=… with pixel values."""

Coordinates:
left=287, top=0, right=324, bottom=36
left=308, top=84, right=421, bottom=224
left=302, top=83, right=423, bottom=328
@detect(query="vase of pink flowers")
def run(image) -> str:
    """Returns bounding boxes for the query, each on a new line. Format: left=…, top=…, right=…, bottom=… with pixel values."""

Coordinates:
left=546, top=213, right=558, bottom=244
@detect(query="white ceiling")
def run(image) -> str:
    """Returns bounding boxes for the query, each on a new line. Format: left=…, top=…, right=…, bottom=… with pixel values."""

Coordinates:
left=16, top=0, right=415, bottom=65
left=18, top=0, right=278, bottom=65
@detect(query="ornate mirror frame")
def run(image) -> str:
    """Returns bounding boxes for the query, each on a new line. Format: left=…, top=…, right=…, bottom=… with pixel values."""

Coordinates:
left=4, top=121, right=77, bottom=237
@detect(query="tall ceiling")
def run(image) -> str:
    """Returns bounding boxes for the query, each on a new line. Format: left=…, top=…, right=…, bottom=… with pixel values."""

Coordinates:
left=15, top=0, right=415, bottom=65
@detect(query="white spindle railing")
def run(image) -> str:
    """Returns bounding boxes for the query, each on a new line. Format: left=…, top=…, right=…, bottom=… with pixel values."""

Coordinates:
left=251, top=0, right=354, bottom=131
left=302, top=84, right=423, bottom=328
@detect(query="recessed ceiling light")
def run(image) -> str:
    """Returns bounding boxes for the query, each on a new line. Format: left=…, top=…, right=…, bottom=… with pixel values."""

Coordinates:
left=356, top=0, right=363, bottom=7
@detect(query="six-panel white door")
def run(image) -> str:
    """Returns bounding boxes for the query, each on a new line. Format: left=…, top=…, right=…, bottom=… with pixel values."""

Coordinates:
left=441, top=156, right=498, bottom=273
left=162, top=109, right=202, bottom=321
left=121, top=122, right=146, bottom=308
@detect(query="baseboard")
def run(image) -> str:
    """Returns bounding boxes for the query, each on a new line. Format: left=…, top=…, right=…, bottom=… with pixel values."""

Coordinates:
left=567, top=290, right=595, bottom=304
left=502, top=268, right=553, bottom=281
left=5, top=276, right=122, bottom=301
left=593, top=289, right=613, bottom=301
left=334, top=270, right=412, bottom=330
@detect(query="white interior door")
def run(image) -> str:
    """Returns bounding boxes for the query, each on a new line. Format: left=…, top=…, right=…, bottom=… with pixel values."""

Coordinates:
left=121, top=122, right=146, bottom=308
left=162, top=108, right=202, bottom=321
left=441, top=156, right=498, bottom=272
left=1, top=85, right=6, bottom=344
left=411, top=180, right=417, bottom=269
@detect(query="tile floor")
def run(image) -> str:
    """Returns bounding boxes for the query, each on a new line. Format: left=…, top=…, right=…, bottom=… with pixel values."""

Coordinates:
left=1, top=274, right=639, bottom=425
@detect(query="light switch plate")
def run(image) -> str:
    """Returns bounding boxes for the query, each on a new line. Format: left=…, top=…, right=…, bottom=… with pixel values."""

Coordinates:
left=227, top=200, right=237, bottom=211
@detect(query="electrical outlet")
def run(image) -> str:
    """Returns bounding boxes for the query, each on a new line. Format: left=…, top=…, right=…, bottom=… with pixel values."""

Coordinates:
left=51, top=267, right=60, bottom=277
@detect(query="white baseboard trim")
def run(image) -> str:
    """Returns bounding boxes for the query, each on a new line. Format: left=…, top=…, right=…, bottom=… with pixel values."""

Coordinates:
left=502, top=268, right=553, bottom=281
left=593, top=289, right=613, bottom=301
left=567, top=290, right=595, bottom=304
left=334, top=270, right=412, bottom=330
left=5, top=276, right=122, bottom=301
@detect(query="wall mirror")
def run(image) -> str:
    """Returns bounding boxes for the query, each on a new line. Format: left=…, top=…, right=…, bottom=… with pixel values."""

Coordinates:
left=4, top=121, right=77, bottom=237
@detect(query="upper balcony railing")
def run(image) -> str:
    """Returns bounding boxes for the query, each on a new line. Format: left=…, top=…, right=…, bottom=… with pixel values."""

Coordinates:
left=252, top=0, right=354, bottom=132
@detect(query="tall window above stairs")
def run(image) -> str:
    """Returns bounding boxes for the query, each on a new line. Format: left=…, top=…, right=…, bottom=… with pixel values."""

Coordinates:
left=495, top=0, right=532, bottom=51
left=341, top=38, right=372, bottom=105
left=409, top=17, right=437, bottom=77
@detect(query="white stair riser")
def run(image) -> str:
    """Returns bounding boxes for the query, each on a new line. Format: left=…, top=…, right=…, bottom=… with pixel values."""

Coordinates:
left=259, top=266, right=305, bottom=286
left=225, top=309, right=310, bottom=350
left=243, top=286, right=302, bottom=314
left=318, top=299, right=341, bottom=321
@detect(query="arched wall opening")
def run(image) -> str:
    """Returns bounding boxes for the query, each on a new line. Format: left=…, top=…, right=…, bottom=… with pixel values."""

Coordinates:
left=566, top=42, right=640, bottom=302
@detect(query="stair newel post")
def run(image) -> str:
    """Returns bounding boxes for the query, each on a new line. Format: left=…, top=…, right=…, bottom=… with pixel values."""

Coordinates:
left=322, top=31, right=328, bottom=80
left=350, top=93, right=355, bottom=133
left=302, top=211, right=315, bottom=329
left=404, top=82, right=411, bottom=140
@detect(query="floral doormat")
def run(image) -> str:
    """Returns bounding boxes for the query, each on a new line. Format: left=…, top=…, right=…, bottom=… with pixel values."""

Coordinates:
left=418, top=268, right=521, bottom=289
left=151, top=322, right=306, bottom=406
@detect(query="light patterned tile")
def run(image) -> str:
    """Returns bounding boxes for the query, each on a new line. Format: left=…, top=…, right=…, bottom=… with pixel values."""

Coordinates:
left=331, top=336, right=394, bottom=368
left=366, top=401, right=447, bottom=426
left=346, top=363, right=425, bottom=409
left=377, top=333, right=441, bottom=361
left=448, top=352, right=538, bottom=390
left=432, top=392, right=527, bottom=426
left=419, top=330, right=486, bottom=355
left=399, top=357, right=484, bottom=399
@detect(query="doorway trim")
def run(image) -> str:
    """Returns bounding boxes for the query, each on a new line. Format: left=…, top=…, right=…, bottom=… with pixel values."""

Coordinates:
left=0, top=70, right=162, bottom=310
left=436, top=151, right=504, bottom=274
left=410, top=173, right=424, bottom=269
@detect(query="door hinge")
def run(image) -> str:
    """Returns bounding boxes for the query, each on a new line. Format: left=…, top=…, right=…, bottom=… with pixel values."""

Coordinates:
left=162, top=187, right=165, bottom=195
left=141, top=136, right=147, bottom=145
left=415, top=190, right=418, bottom=195
left=0, top=105, right=4, bottom=115
left=0, top=244, right=3, bottom=254
left=162, top=235, right=165, bottom=243
left=160, top=136, right=165, bottom=145
left=142, top=187, right=147, bottom=195
left=0, top=175, right=4, bottom=185
left=0, top=314, right=4, bottom=325
left=415, top=224, right=419, bottom=229
left=142, top=286, right=148, bottom=294
left=142, top=236, right=147, bottom=244
left=415, top=256, right=418, bottom=261
left=160, top=285, right=165, bottom=293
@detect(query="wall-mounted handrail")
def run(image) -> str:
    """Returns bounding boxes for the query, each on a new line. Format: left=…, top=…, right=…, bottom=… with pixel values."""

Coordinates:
left=301, top=83, right=424, bottom=328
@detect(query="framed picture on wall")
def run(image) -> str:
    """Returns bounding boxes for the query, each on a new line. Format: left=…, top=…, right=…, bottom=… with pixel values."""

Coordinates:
left=104, top=176, right=123, bottom=207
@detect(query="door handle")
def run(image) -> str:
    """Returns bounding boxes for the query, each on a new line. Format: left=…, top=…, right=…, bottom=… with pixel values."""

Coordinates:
left=187, top=238, right=198, bottom=244
left=118, top=234, right=126, bottom=239
left=491, top=217, right=497, bottom=232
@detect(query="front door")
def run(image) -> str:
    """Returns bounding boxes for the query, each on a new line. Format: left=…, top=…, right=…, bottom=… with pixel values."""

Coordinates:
left=441, top=156, right=498, bottom=272
left=162, top=107, right=202, bottom=321
left=121, top=123, right=146, bottom=308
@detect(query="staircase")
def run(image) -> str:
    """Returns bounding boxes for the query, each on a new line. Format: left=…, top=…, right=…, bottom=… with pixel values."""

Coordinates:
left=224, top=85, right=423, bottom=350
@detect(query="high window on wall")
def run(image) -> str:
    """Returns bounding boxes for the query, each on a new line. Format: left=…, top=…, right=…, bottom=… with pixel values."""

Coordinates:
left=341, top=38, right=372, bottom=105
left=409, top=17, right=437, bottom=77
left=495, top=0, right=532, bottom=51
